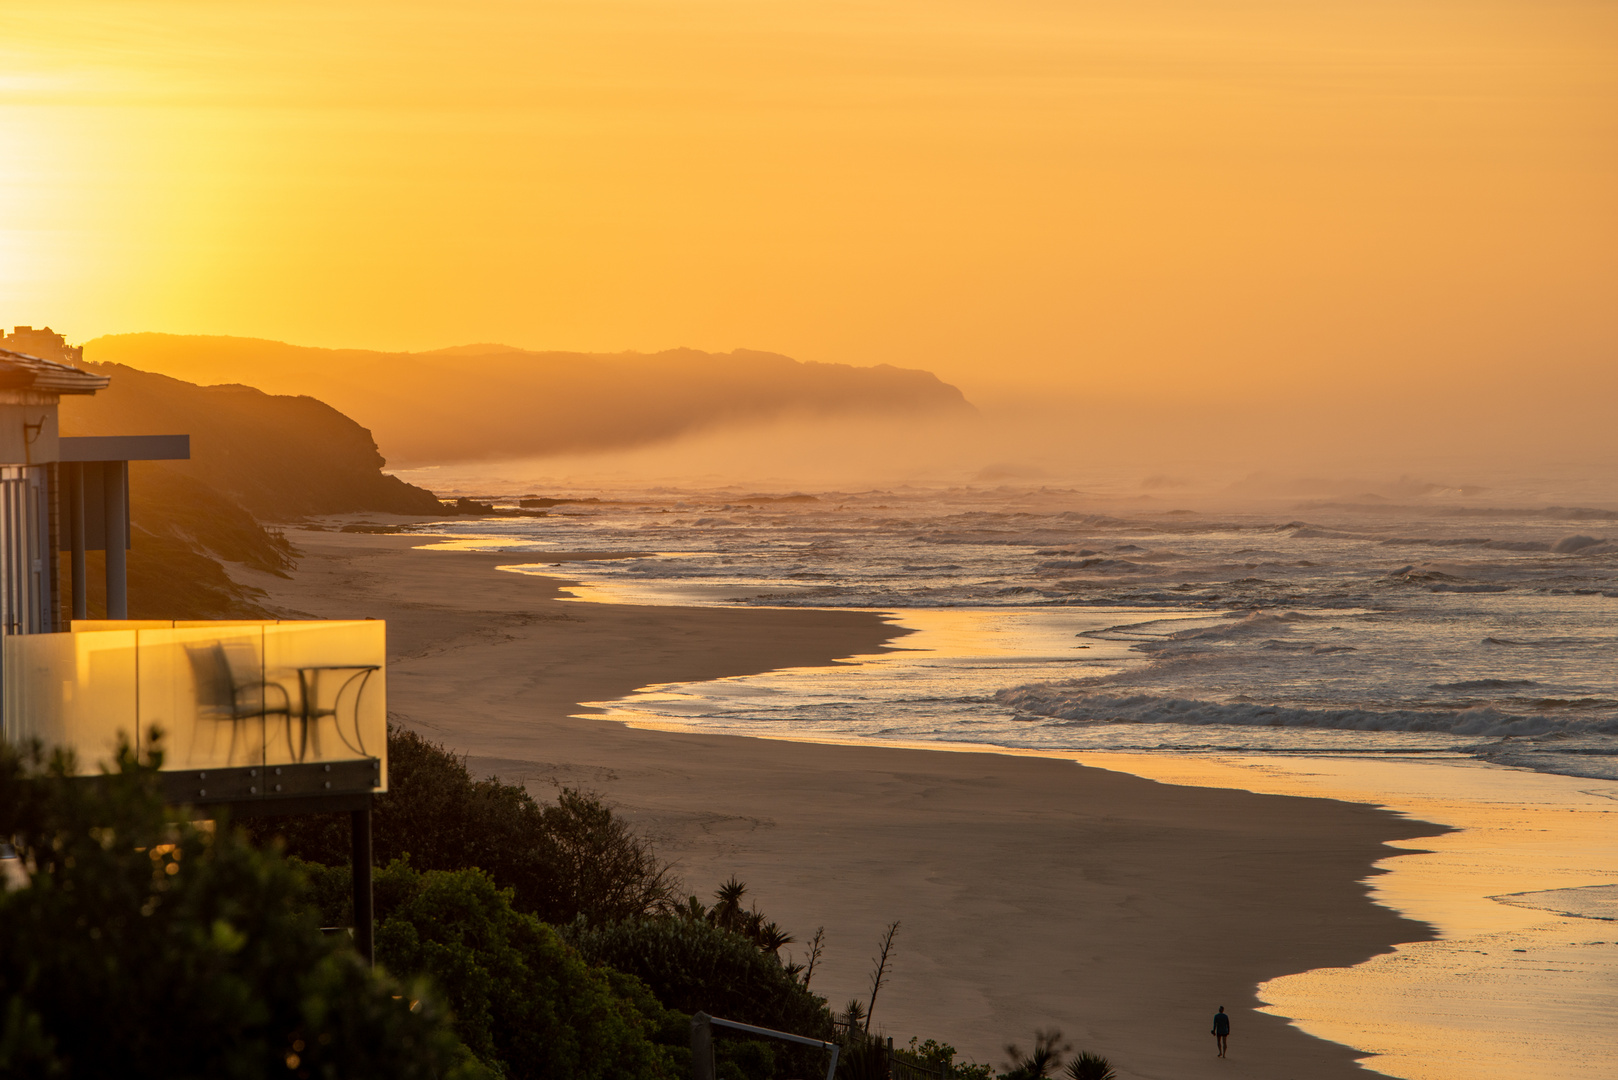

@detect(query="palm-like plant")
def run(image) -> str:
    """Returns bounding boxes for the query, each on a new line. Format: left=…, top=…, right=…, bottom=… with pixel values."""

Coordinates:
left=710, top=877, right=748, bottom=932
left=755, top=919, right=795, bottom=956
left=1064, top=1051, right=1116, bottom=1080
left=1003, top=1029, right=1070, bottom=1079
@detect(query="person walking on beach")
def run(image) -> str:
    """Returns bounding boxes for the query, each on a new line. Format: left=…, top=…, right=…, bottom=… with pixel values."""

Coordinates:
left=1212, top=1006, right=1230, bottom=1057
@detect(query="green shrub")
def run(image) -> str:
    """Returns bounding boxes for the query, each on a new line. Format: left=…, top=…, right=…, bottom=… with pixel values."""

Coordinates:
left=721, top=1039, right=776, bottom=1080
left=305, top=858, right=681, bottom=1080
left=245, top=725, right=675, bottom=923
left=565, top=914, right=833, bottom=1078
left=902, top=1038, right=995, bottom=1080
left=834, top=1032, right=888, bottom=1080
left=0, top=738, right=477, bottom=1079
left=565, top=915, right=831, bottom=1039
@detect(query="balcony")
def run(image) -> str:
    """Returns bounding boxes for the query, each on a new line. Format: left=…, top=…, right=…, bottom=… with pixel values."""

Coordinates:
left=2, top=619, right=387, bottom=807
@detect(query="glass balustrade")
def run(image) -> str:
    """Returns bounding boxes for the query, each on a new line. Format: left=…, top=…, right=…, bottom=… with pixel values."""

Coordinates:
left=1, top=620, right=387, bottom=794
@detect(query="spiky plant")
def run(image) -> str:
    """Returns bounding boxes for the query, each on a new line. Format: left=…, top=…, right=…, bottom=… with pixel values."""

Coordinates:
left=1003, top=1029, right=1070, bottom=1079
left=756, top=920, right=795, bottom=956
left=710, top=877, right=748, bottom=932
left=1064, top=1051, right=1116, bottom=1080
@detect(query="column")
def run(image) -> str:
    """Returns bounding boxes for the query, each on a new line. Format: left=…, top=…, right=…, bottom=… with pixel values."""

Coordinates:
left=102, top=461, right=126, bottom=620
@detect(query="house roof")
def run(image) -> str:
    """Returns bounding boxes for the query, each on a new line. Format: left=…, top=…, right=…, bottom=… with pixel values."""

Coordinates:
left=0, top=349, right=110, bottom=395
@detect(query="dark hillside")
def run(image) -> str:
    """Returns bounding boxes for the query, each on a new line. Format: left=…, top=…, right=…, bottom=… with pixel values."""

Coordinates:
left=62, top=362, right=442, bottom=520
left=59, top=363, right=442, bottom=618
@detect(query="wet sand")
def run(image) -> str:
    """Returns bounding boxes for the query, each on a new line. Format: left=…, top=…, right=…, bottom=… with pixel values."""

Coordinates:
left=1072, top=753, right=1618, bottom=1080
left=256, top=527, right=1445, bottom=1079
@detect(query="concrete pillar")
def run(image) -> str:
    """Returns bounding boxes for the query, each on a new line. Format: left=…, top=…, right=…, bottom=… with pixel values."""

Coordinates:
left=690, top=1013, right=716, bottom=1080
left=102, top=461, right=126, bottom=619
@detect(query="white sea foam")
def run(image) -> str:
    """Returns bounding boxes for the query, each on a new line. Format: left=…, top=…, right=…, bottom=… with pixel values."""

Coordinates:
left=1490, top=884, right=1618, bottom=921
left=414, top=483, right=1618, bottom=779
left=994, top=687, right=1618, bottom=739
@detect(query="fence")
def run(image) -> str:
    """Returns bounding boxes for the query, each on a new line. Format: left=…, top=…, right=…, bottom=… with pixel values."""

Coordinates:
left=824, top=1026, right=955, bottom=1080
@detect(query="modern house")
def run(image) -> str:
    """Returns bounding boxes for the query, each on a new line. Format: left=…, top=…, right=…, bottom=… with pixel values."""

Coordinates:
left=0, top=325, right=84, bottom=366
left=0, top=346, right=386, bottom=959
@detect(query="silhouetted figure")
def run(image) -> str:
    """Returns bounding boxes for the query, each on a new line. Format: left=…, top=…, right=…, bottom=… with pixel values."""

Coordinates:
left=1212, top=1006, right=1230, bottom=1057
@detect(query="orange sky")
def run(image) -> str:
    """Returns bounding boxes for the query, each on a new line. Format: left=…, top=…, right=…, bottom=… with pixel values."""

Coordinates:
left=2, top=1, right=1614, bottom=404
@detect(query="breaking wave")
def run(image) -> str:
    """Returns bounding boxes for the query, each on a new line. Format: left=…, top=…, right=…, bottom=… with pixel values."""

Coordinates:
left=995, top=686, right=1618, bottom=739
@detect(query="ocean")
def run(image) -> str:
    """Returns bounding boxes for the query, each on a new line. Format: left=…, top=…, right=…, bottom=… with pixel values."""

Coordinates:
left=417, top=484, right=1618, bottom=782
left=403, top=479, right=1618, bottom=1079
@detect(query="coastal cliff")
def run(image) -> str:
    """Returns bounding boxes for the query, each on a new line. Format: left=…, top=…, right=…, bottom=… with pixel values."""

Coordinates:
left=59, top=362, right=441, bottom=618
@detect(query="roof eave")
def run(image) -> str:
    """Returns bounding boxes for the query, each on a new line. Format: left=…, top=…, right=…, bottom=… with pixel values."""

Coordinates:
left=0, top=349, right=110, bottom=395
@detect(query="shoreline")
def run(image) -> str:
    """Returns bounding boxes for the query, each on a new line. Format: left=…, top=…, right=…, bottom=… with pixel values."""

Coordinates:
left=254, top=525, right=1449, bottom=1079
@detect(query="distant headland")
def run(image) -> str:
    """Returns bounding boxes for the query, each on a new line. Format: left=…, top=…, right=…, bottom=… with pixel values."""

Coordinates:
left=85, top=334, right=976, bottom=467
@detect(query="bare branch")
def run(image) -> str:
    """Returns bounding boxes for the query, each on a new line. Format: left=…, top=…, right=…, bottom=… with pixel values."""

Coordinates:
left=863, top=920, right=900, bottom=1034
left=803, top=926, right=827, bottom=989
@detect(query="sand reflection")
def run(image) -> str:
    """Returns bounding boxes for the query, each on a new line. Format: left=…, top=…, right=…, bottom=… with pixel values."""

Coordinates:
left=1069, top=753, right=1618, bottom=1080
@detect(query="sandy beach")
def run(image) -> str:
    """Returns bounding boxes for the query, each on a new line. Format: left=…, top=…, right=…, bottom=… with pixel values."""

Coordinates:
left=256, top=528, right=1445, bottom=1080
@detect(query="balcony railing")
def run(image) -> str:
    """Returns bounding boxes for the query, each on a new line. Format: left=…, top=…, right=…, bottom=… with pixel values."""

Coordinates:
left=2, top=620, right=387, bottom=805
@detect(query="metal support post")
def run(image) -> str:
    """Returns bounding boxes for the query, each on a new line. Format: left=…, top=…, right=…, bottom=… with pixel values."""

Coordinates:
left=351, top=804, right=374, bottom=965
left=697, top=1014, right=840, bottom=1080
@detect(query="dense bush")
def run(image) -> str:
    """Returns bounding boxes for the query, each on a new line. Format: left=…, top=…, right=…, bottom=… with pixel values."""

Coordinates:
left=0, top=738, right=479, bottom=1079
left=301, top=859, right=684, bottom=1080
left=244, top=724, right=676, bottom=923
left=564, top=916, right=832, bottom=1043
left=682, top=877, right=796, bottom=957
left=898, top=1039, right=994, bottom=1080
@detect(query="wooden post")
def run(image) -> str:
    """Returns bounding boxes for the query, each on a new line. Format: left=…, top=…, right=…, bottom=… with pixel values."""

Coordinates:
left=351, top=804, right=374, bottom=966
left=690, top=1012, right=716, bottom=1080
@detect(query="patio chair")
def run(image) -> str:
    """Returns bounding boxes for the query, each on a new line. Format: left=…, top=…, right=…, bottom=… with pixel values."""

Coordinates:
left=186, top=641, right=292, bottom=765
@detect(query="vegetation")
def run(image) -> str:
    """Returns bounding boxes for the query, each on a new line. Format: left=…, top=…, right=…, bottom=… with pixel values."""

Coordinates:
left=1001, top=1030, right=1070, bottom=1080
left=300, top=859, right=684, bottom=1080
left=0, top=737, right=478, bottom=1079
left=1062, top=1051, right=1117, bottom=1080
left=1000, top=1031, right=1117, bottom=1080
left=564, top=912, right=831, bottom=1040
left=243, top=725, right=678, bottom=924
left=903, top=1039, right=994, bottom=1080
left=563, top=878, right=845, bottom=1080
left=679, top=876, right=796, bottom=957
left=863, top=920, right=900, bottom=1033
left=171, top=723, right=1115, bottom=1080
